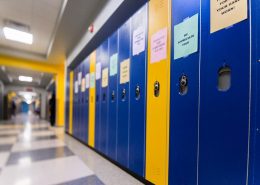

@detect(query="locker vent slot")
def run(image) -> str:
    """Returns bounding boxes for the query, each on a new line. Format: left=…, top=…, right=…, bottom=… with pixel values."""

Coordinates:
left=218, top=66, right=231, bottom=91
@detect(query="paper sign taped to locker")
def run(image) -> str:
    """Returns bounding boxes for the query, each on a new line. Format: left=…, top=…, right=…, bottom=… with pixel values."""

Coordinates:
left=133, top=26, right=145, bottom=56
left=210, top=0, right=248, bottom=33
left=81, top=78, right=85, bottom=92
left=120, top=59, right=130, bottom=84
left=96, top=63, right=101, bottom=80
left=151, top=27, right=168, bottom=63
left=110, top=53, right=118, bottom=76
left=174, top=14, right=199, bottom=60
left=102, top=68, right=109, bottom=87
left=90, top=72, right=95, bottom=88
left=85, top=73, right=90, bottom=89
left=74, top=81, right=78, bottom=93
left=78, top=72, right=82, bottom=85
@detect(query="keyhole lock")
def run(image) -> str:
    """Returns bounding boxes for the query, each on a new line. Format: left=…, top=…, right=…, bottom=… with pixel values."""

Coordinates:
left=121, top=88, right=126, bottom=101
left=179, top=74, right=188, bottom=95
left=102, top=93, right=106, bottom=102
left=135, top=85, right=141, bottom=100
left=111, top=90, right=115, bottom=101
left=154, top=81, right=160, bottom=97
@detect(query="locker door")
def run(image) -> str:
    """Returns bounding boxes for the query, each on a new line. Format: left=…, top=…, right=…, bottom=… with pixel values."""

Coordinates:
left=100, top=40, right=109, bottom=155
left=78, top=63, right=82, bottom=141
left=145, top=0, right=171, bottom=184
left=73, top=66, right=78, bottom=138
left=108, top=31, right=118, bottom=160
left=199, top=0, right=250, bottom=184
left=80, top=62, right=85, bottom=141
left=168, top=0, right=200, bottom=184
left=95, top=47, right=102, bottom=151
left=88, top=51, right=96, bottom=147
left=65, top=68, right=70, bottom=132
left=84, top=57, right=90, bottom=144
left=69, top=71, right=74, bottom=135
left=249, top=0, right=260, bottom=184
left=117, top=19, right=131, bottom=168
left=129, top=4, right=148, bottom=177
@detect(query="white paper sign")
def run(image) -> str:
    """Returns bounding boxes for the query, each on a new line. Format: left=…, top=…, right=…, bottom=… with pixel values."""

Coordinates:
left=74, top=81, right=78, bottom=94
left=78, top=72, right=82, bottom=85
left=151, top=27, right=168, bottom=63
left=85, top=73, right=90, bottom=89
left=210, top=0, right=248, bottom=33
left=96, top=63, right=101, bottom=80
left=90, top=72, right=95, bottom=88
left=133, top=26, right=145, bottom=56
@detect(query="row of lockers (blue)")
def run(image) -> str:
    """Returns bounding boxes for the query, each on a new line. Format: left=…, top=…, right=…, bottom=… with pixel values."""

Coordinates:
left=65, top=0, right=260, bottom=185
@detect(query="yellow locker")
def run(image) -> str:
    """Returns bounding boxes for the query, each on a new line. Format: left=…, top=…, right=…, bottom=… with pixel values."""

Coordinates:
left=88, top=51, right=96, bottom=147
left=145, top=0, right=171, bottom=184
left=69, top=71, right=74, bottom=135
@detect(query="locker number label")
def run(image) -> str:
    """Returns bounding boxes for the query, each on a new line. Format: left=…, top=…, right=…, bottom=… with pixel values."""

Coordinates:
left=211, top=0, right=248, bottom=33
left=120, top=59, right=130, bottom=84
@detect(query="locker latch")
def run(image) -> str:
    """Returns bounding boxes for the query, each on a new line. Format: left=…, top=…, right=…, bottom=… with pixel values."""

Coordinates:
left=135, top=85, right=141, bottom=100
left=111, top=90, right=115, bottom=102
left=154, top=81, right=160, bottom=97
left=179, top=74, right=188, bottom=95
left=121, top=88, right=126, bottom=101
left=102, top=93, right=106, bottom=102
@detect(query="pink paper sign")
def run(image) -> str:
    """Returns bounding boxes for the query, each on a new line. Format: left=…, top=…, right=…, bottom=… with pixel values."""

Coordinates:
left=151, top=27, right=168, bottom=63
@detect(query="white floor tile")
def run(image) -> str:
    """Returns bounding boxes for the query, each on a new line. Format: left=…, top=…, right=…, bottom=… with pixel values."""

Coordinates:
left=0, top=156, right=94, bottom=185
left=12, top=139, right=65, bottom=152
left=0, top=152, right=10, bottom=168
left=0, top=137, right=17, bottom=145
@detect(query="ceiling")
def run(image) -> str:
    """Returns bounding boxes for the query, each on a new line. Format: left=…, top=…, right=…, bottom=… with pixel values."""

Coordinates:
left=0, top=0, right=108, bottom=64
left=0, top=65, right=53, bottom=89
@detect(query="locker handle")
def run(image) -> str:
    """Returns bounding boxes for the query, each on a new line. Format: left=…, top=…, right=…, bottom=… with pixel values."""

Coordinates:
left=121, top=88, right=126, bottom=101
left=111, top=90, right=115, bottom=102
left=96, top=95, right=99, bottom=102
left=135, top=85, right=141, bottom=100
left=179, top=74, right=188, bottom=95
left=102, top=93, right=106, bottom=102
left=154, top=81, right=160, bottom=97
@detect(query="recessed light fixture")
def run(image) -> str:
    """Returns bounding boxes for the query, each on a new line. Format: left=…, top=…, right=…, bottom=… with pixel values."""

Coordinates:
left=3, top=27, right=33, bottom=45
left=19, top=76, right=33, bottom=82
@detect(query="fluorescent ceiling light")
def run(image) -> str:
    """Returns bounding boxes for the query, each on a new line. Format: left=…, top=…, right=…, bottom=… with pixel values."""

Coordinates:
left=3, top=27, right=33, bottom=44
left=19, top=76, right=33, bottom=82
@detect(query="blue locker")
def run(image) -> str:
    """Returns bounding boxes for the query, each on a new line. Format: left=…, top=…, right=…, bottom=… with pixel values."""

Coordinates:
left=117, top=19, right=131, bottom=167
left=108, top=31, right=118, bottom=160
left=128, top=4, right=148, bottom=177
left=95, top=46, right=102, bottom=151
left=249, top=0, right=260, bottom=184
left=169, top=0, right=200, bottom=184
left=65, top=68, right=70, bottom=132
left=73, top=66, right=79, bottom=139
left=79, top=62, right=85, bottom=141
left=83, top=57, right=90, bottom=144
left=199, top=0, right=250, bottom=184
left=100, top=40, right=109, bottom=155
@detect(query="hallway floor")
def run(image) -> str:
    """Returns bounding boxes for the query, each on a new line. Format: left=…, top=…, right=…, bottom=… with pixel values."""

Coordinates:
left=0, top=114, right=143, bottom=185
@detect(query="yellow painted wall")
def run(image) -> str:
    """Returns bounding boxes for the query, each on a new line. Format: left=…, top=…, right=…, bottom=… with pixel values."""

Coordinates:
left=145, top=0, right=171, bottom=184
left=69, top=71, right=74, bottom=134
left=0, top=55, right=65, bottom=127
left=88, top=51, right=96, bottom=147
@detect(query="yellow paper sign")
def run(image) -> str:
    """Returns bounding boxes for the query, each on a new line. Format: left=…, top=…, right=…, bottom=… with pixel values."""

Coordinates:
left=211, top=0, right=248, bottom=33
left=102, top=68, right=108, bottom=87
left=120, top=59, right=130, bottom=84
left=81, top=78, right=85, bottom=92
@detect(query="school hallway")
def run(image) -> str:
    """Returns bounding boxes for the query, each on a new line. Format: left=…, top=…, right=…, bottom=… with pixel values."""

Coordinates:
left=0, top=113, right=143, bottom=185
